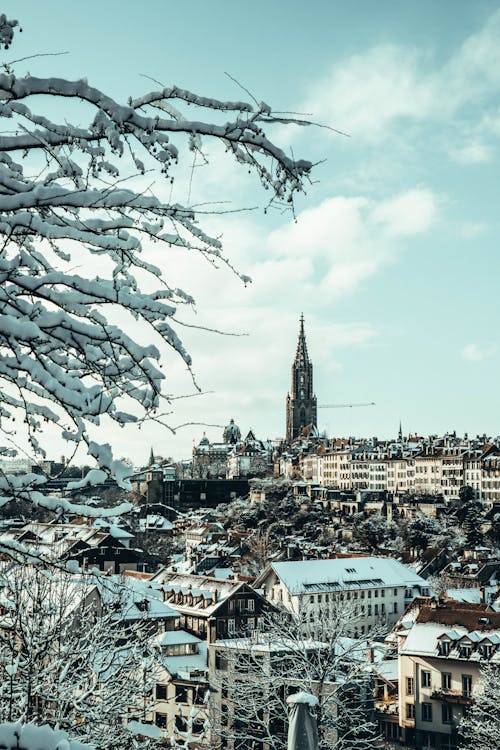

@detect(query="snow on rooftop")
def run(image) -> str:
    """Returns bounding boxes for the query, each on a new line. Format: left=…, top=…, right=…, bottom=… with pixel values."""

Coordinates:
left=156, top=629, right=201, bottom=646
left=269, top=557, right=427, bottom=595
left=161, top=640, right=208, bottom=680
left=401, top=620, right=500, bottom=657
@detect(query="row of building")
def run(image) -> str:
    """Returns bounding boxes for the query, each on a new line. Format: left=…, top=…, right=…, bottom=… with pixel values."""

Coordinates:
left=278, top=432, right=500, bottom=504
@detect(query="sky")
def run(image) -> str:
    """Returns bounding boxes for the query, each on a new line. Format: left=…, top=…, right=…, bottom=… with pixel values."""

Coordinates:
left=7, top=1, right=500, bottom=464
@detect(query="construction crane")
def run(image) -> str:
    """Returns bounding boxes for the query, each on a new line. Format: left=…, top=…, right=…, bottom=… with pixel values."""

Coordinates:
left=318, top=402, right=375, bottom=409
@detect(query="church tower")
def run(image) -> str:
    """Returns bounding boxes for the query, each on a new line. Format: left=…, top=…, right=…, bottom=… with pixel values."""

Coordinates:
left=286, top=314, right=317, bottom=442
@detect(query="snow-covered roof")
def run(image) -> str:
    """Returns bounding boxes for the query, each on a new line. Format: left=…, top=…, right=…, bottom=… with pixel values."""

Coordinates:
left=150, top=571, right=249, bottom=617
left=373, top=658, right=398, bottom=682
left=97, top=575, right=178, bottom=621
left=156, top=629, right=201, bottom=646
left=263, top=557, right=428, bottom=595
left=401, top=620, right=500, bottom=659
left=161, top=641, right=208, bottom=680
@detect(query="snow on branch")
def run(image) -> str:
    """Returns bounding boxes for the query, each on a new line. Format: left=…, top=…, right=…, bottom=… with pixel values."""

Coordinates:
left=0, top=20, right=314, bottom=520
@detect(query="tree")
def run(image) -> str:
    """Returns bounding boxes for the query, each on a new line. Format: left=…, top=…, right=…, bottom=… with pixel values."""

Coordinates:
left=460, top=663, right=500, bottom=750
left=210, top=604, right=379, bottom=750
left=0, top=14, right=313, bottom=529
left=401, top=515, right=441, bottom=552
left=352, top=513, right=395, bottom=552
left=0, top=565, right=166, bottom=749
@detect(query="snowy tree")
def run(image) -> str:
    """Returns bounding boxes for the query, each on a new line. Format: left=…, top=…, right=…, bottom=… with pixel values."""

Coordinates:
left=352, top=513, right=395, bottom=552
left=401, top=515, right=442, bottom=552
left=0, top=14, right=313, bottom=529
left=210, top=604, right=379, bottom=750
left=459, top=663, right=500, bottom=750
left=0, top=565, right=166, bottom=749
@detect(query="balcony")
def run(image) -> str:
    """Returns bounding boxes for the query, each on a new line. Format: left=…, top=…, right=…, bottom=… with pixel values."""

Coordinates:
left=431, top=689, right=473, bottom=705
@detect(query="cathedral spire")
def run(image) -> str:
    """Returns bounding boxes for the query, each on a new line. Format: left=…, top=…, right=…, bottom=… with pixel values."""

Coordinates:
left=286, top=315, right=317, bottom=442
left=295, top=312, right=309, bottom=364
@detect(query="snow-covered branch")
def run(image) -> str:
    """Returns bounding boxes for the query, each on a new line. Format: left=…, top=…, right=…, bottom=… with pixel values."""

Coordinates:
left=0, top=18, right=314, bottom=520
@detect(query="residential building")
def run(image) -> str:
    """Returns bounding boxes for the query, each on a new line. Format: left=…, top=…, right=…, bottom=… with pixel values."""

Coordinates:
left=150, top=571, right=269, bottom=643
left=254, top=557, right=431, bottom=636
left=395, top=598, right=500, bottom=749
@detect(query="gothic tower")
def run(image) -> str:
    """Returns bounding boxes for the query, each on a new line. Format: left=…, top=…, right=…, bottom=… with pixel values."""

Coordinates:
left=286, top=314, right=317, bottom=442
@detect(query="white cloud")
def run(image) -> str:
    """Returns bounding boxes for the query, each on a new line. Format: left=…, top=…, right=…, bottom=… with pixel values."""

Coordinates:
left=449, top=141, right=492, bottom=164
left=266, top=188, right=437, bottom=297
left=300, top=10, right=500, bottom=144
left=461, top=343, right=497, bottom=362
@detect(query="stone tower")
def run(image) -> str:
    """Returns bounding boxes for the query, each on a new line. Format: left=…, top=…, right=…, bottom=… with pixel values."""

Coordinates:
left=286, top=314, right=317, bottom=442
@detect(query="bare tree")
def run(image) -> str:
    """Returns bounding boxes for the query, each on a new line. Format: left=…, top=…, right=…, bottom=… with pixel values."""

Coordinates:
left=0, top=565, right=166, bottom=749
left=210, top=603, right=380, bottom=750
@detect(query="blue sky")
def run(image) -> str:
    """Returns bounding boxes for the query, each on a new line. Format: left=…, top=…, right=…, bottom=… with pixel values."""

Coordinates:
left=9, top=1, right=500, bottom=462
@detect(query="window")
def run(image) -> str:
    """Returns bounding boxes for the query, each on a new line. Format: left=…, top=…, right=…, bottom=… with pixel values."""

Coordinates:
left=460, top=643, right=472, bottom=658
left=462, top=674, right=472, bottom=697
left=367, top=605, right=372, bottom=616
left=394, top=588, right=398, bottom=596
left=215, top=652, right=228, bottom=670
left=406, top=703, right=415, bottom=719
left=439, top=640, right=450, bottom=656
left=374, top=604, right=379, bottom=615
left=175, top=716, right=187, bottom=732
left=442, top=704, right=453, bottom=724
left=247, top=617, right=255, bottom=631
left=175, top=685, right=189, bottom=703
left=480, top=643, right=493, bottom=659
left=228, top=619, right=236, bottom=633
left=156, top=684, right=167, bottom=700
left=393, top=602, right=398, bottom=613
left=406, top=677, right=414, bottom=695
left=381, top=589, right=385, bottom=597
left=192, top=719, right=205, bottom=735
left=247, top=599, right=255, bottom=612
left=155, top=713, right=167, bottom=729
left=422, top=703, right=433, bottom=722
left=421, top=670, right=431, bottom=688
left=374, top=589, right=379, bottom=598
left=441, top=672, right=451, bottom=690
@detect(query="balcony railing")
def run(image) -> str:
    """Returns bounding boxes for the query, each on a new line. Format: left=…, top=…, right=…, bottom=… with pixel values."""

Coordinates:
left=431, top=689, right=473, bottom=704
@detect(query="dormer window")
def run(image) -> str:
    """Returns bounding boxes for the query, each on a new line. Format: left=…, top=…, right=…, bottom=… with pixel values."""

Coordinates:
left=459, top=643, right=472, bottom=658
left=438, top=640, right=450, bottom=656
left=479, top=643, right=493, bottom=659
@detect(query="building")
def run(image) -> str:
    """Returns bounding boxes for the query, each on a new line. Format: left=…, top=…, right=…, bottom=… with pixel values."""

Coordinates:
left=286, top=315, right=317, bottom=443
left=150, top=571, right=270, bottom=643
left=254, top=557, right=431, bottom=636
left=395, top=598, right=500, bottom=749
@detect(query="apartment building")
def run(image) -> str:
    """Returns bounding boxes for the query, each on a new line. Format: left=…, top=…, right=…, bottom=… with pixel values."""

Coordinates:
left=150, top=571, right=269, bottom=643
left=396, top=599, right=500, bottom=749
left=297, top=434, right=500, bottom=503
left=254, top=557, right=431, bottom=636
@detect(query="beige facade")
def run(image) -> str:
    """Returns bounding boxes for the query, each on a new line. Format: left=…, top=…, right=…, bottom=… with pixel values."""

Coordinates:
left=394, top=599, right=500, bottom=750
